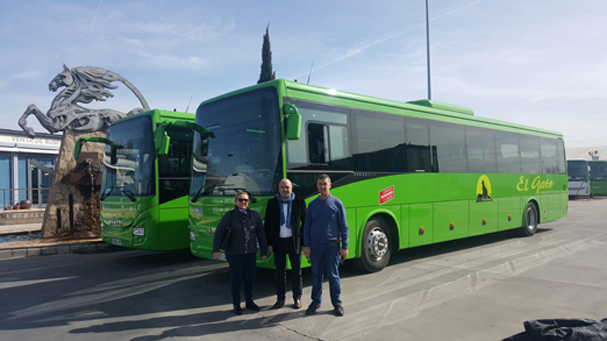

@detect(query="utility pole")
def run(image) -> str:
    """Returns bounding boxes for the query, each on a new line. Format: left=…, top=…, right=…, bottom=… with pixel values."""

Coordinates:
left=425, top=0, right=432, bottom=100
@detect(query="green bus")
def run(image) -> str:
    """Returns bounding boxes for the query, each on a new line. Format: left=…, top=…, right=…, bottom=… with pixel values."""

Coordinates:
left=188, top=79, right=568, bottom=272
left=588, top=160, right=607, bottom=196
left=76, top=109, right=208, bottom=250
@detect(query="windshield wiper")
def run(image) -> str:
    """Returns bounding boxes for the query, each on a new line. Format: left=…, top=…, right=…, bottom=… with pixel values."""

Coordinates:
left=191, top=185, right=213, bottom=203
left=100, top=187, right=115, bottom=201
left=121, top=189, right=136, bottom=202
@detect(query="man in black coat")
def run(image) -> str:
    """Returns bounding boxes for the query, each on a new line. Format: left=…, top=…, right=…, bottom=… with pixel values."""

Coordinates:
left=264, top=178, right=307, bottom=309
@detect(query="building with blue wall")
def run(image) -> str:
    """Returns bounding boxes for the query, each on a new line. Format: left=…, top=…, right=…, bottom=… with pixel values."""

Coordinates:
left=0, top=129, right=61, bottom=209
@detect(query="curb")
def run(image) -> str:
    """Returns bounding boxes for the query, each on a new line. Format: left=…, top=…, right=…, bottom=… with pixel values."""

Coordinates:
left=0, top=241, right=117, bottom=259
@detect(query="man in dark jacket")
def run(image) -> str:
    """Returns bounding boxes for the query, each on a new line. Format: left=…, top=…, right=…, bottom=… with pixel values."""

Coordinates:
left=264, top=178, right=307, bottom=309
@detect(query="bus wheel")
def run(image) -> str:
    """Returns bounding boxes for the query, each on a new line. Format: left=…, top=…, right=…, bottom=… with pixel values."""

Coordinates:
left=521, top=202, right=538, bottom=236
left=356, top=217, right=391, bottom=272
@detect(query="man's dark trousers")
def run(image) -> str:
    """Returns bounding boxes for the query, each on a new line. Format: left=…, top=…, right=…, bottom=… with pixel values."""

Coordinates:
left=274, top=237, right=303, bottom=301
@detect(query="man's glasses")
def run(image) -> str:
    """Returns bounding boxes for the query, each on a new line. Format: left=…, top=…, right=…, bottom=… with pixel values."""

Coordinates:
left=237, top=198, right=249, bottom=203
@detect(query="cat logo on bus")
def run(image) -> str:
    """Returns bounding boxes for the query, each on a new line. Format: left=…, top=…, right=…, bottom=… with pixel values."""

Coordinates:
left=476, top=175, right=492, bottom=202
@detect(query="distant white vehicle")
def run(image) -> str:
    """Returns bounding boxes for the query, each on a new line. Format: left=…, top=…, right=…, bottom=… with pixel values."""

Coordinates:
left=567, top=159, right=591, bottom=199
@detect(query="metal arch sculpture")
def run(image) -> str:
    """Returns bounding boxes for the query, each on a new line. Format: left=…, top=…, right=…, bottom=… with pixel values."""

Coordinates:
left=18, top=64, right=151, bottom=137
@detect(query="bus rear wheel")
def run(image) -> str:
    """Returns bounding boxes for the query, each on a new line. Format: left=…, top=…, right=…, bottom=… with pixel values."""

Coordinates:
left=356, top=217, right=392, bottom=272
left=521, top=202, right=538, bottom=236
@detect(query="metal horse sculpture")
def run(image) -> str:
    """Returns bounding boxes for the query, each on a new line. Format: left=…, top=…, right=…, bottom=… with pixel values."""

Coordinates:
left=19, top=64, right=150, bottom=137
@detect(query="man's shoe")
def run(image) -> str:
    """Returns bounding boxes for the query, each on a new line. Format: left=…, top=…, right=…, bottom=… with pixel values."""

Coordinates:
left=293, top=299, right=302, bottom=309
left=233, top=305, right=243, bottom=315
left=271, top=300, right=285, bottom=309
left=246, top=301, right=260, bottom=311
left=334, top=305, right=344, bottom=317
left=305, top=303, right=320, bottom=315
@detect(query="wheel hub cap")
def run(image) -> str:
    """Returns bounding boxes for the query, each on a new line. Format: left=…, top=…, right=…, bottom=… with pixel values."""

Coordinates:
left=367, top=228, right=388, bottom=259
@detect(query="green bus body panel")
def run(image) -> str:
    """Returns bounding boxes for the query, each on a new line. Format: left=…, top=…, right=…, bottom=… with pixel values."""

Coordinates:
left=191, top=79, right=568, bottom=268
left=101, top=109, right=195, bottom=251
left=408, top=203, right=434, bottom=248
left=498, top=197, right=522, bottom=231
left=157, top=196, right=190, bottom=250
left=191, top=172, right=567, bottom=268
left=101, top=196, right=159, bottom=249
left=591, top=182, right=607, bottom=195
left=588, top=160, right=607, bottom=196
left=433, top=201, right=469, bottom=242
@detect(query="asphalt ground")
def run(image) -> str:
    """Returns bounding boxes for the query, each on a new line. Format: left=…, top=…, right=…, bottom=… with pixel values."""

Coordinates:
left=0, top=198, right=605, bottom=340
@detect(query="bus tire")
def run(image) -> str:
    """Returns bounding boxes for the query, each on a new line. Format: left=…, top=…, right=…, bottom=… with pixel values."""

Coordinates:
left=520, top=202, right=538, bottom=236
left=356, top=217, right=392, bottom=272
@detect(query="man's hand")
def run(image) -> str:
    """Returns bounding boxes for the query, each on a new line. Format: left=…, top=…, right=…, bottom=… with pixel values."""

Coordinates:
left=262, top=255, right=267, bottom=260
left=212, top=252, right=220, bottom=260
left=340, top=249, right=348, bottom=261
left=302, top=246, right=311, bottom=258
left=268, top=245, right=273, bottom=253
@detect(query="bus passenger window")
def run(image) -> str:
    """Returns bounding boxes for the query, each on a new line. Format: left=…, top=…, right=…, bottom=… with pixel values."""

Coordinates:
left=308, top=123, right=327, bottom=164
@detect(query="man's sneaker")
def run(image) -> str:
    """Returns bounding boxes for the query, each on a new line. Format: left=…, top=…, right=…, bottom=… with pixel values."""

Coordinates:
left=334, top=305, right=344, bottom=316
left=305, top=303, right=320, bottom=315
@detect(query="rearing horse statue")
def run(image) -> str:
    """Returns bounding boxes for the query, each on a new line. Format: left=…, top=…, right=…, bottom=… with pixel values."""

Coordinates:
left=19, top=64, right=150, bottom=137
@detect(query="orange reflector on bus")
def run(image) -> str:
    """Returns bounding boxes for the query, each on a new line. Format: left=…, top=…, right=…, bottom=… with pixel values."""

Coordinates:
left=508, top=214, right=512, bottom=222
left=482, top=218, right=487, bottom=225
left=450, top=222, right=454, bottom=231
left=419, top=226, right=424, bottom=236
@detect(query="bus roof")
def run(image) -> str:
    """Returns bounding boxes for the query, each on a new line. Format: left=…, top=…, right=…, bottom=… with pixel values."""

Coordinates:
left=198, top=79, right=563, bottom=139
left=112, top=109, right=195, bottom=125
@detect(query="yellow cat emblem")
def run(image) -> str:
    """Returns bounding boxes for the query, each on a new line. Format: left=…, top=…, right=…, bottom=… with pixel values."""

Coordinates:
left=476, top=175, right=492, bottom=202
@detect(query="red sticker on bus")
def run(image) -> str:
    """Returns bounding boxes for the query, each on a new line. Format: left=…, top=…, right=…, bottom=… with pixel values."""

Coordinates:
left=379, top=186, right=394, bottom=205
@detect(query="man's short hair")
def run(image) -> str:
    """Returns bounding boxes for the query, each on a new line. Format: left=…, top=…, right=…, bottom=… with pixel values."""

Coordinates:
left=317, top=174, right=331, bottom=183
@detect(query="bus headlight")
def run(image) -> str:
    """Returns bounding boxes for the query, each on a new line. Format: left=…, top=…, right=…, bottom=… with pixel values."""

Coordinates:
left=190, top=231, right=196, bottom=241
left=133, top=227, right=145, bottom=236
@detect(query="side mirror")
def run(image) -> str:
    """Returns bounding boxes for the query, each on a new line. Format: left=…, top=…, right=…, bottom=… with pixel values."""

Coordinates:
left=283, top=103, right=302, bottom=140
left=74, top=137, right=122, bottom=160
left=158, top=130, right=171, bottom=156
left=199, top=134, right=210, bottom=157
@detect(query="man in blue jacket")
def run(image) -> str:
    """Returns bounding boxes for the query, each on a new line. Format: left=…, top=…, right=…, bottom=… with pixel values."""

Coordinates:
left=302, top=174, right=349, bottom=317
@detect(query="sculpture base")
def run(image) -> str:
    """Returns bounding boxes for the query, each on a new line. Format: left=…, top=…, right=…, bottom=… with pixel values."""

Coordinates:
left=42, top=131, right=105, bottom=238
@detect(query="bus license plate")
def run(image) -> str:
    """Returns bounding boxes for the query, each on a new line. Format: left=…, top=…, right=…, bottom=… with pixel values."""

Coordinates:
left=218, top=253, right=227, bottom=261
left=112, top=239, right=122, bottom=246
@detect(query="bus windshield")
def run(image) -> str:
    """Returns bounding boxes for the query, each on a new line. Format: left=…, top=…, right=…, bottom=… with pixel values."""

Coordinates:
left=102, top=115, right=155, bottom=197
left=567, top=160, right=589, bottom=181
left=191, top=87, right=282, bottom=197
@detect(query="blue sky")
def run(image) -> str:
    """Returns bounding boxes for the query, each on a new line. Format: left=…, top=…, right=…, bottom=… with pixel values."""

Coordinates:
left=1, top=0, right=606, bottom=147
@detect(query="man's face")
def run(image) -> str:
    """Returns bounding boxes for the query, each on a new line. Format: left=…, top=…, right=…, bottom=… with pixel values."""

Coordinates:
left=279, top=180, right=293, bottom=200
left=317, top=178, right=331, bottom=197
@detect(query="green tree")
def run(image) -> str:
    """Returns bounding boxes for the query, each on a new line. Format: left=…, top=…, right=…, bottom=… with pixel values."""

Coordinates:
left=257, top=24, right=276, bottom=84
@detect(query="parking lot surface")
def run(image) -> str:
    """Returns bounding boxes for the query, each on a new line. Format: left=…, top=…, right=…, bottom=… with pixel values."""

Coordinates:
left=0, top=198, right=605, bottom=340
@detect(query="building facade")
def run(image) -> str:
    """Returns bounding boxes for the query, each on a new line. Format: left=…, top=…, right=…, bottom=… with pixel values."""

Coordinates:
left=0, top=129, right=61, bottom=209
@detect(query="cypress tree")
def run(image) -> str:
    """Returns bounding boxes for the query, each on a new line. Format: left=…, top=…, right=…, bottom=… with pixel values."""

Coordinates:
left=257, top=24, right=276, bottom=84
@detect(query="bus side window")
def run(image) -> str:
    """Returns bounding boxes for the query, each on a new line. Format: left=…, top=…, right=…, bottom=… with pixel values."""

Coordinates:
left=520, top=135, right=541, bottom=174
left=496, top=131, right=521, bottom=173
left=308, top=123, right=327, bottom=164
left=405, top=117, right=434, bottom=173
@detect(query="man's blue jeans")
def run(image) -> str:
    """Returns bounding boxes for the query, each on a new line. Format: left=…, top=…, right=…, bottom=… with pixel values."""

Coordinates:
left=310, top=242, right=342, bottom=307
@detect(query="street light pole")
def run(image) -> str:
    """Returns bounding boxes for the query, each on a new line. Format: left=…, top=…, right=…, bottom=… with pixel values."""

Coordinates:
left=425, top=0, right=432, bottom=100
